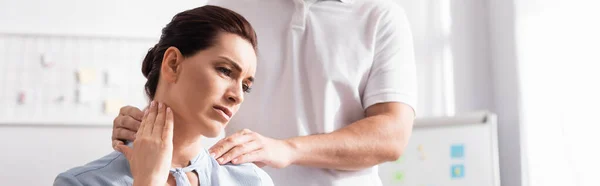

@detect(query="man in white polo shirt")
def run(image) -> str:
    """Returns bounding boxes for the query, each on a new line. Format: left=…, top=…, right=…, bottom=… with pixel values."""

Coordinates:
left=111, top=0, right=417, bottom=185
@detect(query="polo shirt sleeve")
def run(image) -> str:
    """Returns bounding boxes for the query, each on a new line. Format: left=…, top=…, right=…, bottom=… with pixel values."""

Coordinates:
left=362, top=4, right=417, bottom=112
left=53, top=172, right=84, bottom=186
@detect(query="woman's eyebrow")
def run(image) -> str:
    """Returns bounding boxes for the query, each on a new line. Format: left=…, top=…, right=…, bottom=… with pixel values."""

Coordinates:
left=218, top=56, right=254, bottom=83
left=218, top=56, right=242, bottom=72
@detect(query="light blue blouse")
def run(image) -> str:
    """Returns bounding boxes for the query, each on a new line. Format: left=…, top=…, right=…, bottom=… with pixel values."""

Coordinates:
left=54, top=148, right=273, bottom=186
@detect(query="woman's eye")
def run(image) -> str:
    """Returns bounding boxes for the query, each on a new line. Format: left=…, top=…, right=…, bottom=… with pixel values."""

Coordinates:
left=217, top=67, right=232, bottom=76
left=243, top=84, right=252, bottom=93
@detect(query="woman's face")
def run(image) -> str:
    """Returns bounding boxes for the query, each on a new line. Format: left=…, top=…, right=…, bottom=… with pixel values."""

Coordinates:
left=158, top=33, right=257, bottom=138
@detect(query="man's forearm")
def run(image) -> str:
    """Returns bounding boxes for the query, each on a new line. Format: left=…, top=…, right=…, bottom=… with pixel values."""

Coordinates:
left=285, top=107, right=414, bottom=171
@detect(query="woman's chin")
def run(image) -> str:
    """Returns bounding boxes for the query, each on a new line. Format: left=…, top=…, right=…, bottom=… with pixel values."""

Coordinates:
left=202, top=121, right=224, bottom=138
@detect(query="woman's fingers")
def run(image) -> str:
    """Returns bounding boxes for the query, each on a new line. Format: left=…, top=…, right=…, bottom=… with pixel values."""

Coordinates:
left=162, top=107, right=174, bottom=143
left=152, top=103, right=167, bottom=138
left=137, top=106, right=150, bottom=137
left=112, top=140, right=124, bottom=151
left=125, top=102, right=173, bottom=185
left=115, top=144, right=133, bottom=162
left=137, top=101, right=171, bottom=141
left=144, top=101, right=158, bottom=135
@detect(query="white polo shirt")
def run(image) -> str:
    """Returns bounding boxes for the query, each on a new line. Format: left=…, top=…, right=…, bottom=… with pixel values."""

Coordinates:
left=207, top=0, right=417, bottom=185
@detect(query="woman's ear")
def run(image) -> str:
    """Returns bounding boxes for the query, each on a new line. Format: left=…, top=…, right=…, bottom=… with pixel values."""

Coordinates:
left=161, top=47, right=184, bottom=83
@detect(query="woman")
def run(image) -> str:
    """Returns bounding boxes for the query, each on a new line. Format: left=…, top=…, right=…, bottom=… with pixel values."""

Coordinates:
left=54, top=5, right=272, bottom=186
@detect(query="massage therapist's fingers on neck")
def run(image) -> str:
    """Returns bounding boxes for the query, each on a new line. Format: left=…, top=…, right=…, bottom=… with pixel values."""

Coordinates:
left=115, top=101, right=175, bottom=186
left=112, top=106, right=144, bottom=150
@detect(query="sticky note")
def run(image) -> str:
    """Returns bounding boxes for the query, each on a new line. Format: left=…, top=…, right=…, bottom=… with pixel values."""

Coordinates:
left=104, top=99, right=124, bottom=114
left=17, top=91, right=27, bottom=104
left=451, top=164, right=465, bottom=179
left=394, top=171, right=404, bottom=182
left=417, top=144, right=427, bottom=160
left=451, top=144, right=465, bottom=159
left=77, top=68, right=97, bottom=85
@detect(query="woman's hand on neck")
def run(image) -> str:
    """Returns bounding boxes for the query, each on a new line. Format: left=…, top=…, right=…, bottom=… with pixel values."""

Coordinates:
left=152, top=97, right=204, bottom=168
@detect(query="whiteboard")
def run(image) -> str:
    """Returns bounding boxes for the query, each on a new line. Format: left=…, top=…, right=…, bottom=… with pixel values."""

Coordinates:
left=378, top=111, right=500, bottom=186
left=0, top=33, right=155, bottom=126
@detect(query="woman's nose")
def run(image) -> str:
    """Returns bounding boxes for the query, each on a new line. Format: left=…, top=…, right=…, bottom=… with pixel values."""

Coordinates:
left=226, top=84, right=244, bottom=104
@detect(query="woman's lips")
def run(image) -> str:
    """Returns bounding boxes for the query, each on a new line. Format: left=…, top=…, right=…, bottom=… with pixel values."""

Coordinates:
left=213, top=105, right=232, bottom=121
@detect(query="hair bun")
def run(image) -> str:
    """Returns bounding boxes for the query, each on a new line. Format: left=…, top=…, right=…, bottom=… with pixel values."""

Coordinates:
left=141, top=46, right=157, bottom=78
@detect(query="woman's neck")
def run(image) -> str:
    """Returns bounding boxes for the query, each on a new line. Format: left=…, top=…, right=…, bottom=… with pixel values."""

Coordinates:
left=169, top=115, right=204, bottom=168
left=151, top=95, right=205, bottom=168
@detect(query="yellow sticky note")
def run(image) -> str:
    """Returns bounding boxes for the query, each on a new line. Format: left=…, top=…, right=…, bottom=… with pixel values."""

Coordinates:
left=77, top=68, right=97, bottom=84
left=104, top=99, right=124, bottom=114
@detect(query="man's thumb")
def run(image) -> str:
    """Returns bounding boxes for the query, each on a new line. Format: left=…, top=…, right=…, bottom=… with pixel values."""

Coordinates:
left=115, top=144, right=133, bottom=161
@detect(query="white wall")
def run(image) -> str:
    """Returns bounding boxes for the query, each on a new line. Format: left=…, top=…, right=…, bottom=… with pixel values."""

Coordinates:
left=396, top=0, right=495, bottom=116
left=449, top=0, right=494, bottom=114
left=0, top=126, right=114, bottom=185
left=0, top=0, right=204, bottom=38
left=449, top=1, right=527, bottom=186
left=488, top=0, right=526, bottom=186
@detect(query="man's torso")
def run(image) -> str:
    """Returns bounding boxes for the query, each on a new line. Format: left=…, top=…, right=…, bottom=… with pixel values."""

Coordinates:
left=207, top=0, right=410, bottom=185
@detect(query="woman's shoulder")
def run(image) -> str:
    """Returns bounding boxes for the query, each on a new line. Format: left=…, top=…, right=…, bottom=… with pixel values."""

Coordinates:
left=213, top=162, right=274, bottom=186
left=54, top=151, right=133, bottom=186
